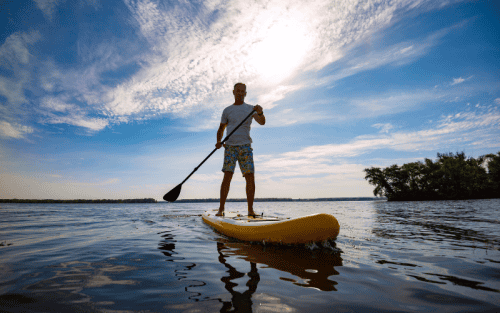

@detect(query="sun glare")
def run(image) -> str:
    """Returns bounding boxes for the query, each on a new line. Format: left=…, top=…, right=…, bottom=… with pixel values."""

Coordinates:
left=248, top=18, right=313, bottom=85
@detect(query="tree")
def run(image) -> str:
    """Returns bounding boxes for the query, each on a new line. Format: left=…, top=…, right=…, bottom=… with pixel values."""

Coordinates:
left=364, top=151, right=499, bottom=201
left=484, top=152, right=500, bottom=197
left=364, top=167, right=394, bottom=199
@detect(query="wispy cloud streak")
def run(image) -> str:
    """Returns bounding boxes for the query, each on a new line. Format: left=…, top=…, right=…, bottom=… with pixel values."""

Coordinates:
left=0, top=31, right=41, bottom=112
left=0, top=121, right=34, bottom=139
left=450, top=76, right=473, bottom=85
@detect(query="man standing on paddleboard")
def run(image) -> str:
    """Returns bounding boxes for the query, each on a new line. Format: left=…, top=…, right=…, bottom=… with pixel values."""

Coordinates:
left=215, top=83, right=265, bottom=217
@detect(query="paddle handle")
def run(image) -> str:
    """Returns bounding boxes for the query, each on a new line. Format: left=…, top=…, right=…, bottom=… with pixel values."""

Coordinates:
left=180, top=109, right=255, bottom=185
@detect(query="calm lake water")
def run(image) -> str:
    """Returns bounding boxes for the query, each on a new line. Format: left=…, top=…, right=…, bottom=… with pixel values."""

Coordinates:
left=1, top=199, right=499, bottom=312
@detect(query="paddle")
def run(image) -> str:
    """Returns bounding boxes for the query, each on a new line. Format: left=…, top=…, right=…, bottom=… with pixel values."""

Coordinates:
left=163, top=109, right=256, bottom=202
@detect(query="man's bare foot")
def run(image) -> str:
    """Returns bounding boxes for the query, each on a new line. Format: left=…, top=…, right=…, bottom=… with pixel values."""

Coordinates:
left=248, top=210, right=260, bottom=217
left=216, top=209, right=224, bottom=216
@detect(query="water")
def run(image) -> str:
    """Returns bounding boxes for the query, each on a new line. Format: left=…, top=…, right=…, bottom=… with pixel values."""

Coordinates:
left=0, top=199, right=499, bottom=312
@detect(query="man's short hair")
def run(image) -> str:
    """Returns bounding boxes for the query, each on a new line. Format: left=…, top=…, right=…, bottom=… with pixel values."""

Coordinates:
left=234, top=82, right=246, bottom=90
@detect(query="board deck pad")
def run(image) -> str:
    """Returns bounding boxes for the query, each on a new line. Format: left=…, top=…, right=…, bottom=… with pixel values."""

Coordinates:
left=206, top=210, right=286, bottom=221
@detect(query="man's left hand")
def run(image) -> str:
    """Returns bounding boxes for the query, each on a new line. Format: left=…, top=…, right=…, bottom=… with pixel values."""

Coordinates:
left=254, top=105, right=263, bottom=114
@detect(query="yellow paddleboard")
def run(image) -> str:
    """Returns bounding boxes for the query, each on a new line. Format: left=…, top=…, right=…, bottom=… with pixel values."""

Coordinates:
left=202, top=211, right=340, bottom=244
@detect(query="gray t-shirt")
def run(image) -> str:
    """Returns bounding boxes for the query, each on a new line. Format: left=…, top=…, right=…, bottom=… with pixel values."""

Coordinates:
left=220, top=103, right=256, bottom=146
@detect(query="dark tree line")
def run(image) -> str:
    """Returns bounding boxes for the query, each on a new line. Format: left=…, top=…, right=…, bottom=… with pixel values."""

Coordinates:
left=364, top=152, right=500, bottom=201
left=0, top=198, right=157, bottom=203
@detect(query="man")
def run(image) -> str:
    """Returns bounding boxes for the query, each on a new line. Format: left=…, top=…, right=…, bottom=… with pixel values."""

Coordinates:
left=215, top=83, right=265, bottom=217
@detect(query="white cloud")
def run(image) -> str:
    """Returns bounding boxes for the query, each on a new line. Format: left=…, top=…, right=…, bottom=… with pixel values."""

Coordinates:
left=104, top=0, right=455, bottom=121
left=0, top=75, right=28, bottom=108
left=0, top=121, right=34, bottom=139
left=4, top=32, right=142, bottom=131
left=399, top=45, right=414, bottom=54
left=0, top=31, right=41, bottom=68
left=1, top=0, right=467, bottom=135
left=494, top=98, right=500, bottom=105
left=33, top=0, right=61, bottom=21
left=372, top=123, right=394, bottom=133
left=450, top=75, right=473, bottom=85
left=0, top=31, right=41, bottom=108
left=257, top=84, right=304, bottom=109
left=41, top=96, right=76, bottom=112
left=38, top=60, right=64, bottom=92
left=44, top=114, right=109, bottom=131
left=38, top=95, right=109, bottom=131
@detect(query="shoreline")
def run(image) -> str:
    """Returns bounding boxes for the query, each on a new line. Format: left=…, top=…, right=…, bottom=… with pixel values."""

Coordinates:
left=0, top=198, right=158, bottom=204
left=171, top=197, right=386, bottom=203
left=0, top=197, right=385, bottom=203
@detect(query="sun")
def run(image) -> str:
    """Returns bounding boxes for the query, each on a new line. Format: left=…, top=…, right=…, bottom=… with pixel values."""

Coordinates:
left=248, top=17, right=313, bottom=85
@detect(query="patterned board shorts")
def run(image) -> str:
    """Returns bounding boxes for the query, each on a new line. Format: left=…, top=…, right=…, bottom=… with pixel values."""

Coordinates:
left=222, top=144, right=255, bottom=176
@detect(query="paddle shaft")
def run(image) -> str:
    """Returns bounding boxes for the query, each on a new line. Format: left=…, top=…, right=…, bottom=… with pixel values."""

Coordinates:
left=180, top=109, right=255, bottom=185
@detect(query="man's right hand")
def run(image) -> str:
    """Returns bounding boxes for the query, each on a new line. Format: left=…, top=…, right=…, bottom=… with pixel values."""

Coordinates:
left=216, top=142, right=223, bottom=149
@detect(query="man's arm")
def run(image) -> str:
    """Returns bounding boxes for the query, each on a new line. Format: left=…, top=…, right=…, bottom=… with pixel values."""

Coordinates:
left=253, top=105, right=265, bottom=125
left=216, top=123, right=227, bottom=149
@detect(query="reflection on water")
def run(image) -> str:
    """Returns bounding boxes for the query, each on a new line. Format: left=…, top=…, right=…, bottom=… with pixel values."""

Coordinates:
left=217, top=242, right=260, bottom=312
left=158, top=230, right=209, bottom=302
left=158, top=230, right=177, bottom=258
left=157, top=228, right=343, bottom=312
left=218, top=240, right=342, bottom=292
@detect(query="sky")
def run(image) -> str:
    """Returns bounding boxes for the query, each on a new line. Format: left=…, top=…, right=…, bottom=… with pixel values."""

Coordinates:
left=0, top=0, right=499, bottom=201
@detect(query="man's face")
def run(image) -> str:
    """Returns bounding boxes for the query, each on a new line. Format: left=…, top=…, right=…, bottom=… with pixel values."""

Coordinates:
left=233, top=85, right=247, bottom=102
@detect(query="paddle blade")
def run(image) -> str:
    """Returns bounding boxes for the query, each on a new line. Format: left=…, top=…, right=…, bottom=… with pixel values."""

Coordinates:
left=163, top=184, right=182, bottom=202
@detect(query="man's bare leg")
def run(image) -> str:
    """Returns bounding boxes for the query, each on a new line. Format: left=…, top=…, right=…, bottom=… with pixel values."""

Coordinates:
left=217, top=171, right=233, bottom=216
left=245, top=173, right=256, bottom=216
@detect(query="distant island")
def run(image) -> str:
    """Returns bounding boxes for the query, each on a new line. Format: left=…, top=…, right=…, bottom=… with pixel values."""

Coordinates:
left=0, top=198, right=157, bottom=203
left=171, top=197, right=385, bottom=203
left=364, top=151, right=500, bottom=201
